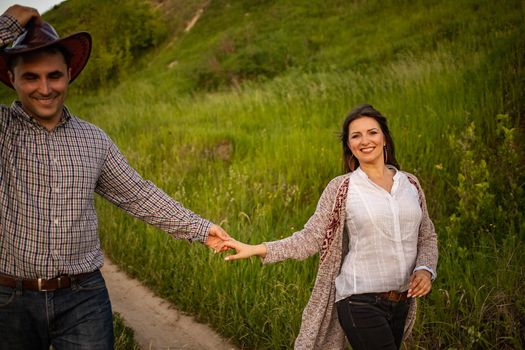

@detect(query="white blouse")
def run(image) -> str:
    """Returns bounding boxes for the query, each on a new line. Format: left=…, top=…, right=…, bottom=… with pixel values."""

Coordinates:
left=335, top=166, right=422, bottom=301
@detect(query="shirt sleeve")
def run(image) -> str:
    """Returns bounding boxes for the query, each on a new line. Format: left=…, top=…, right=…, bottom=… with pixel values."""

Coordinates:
left=0, top=14, right=24, bottom=48
left=95, top=139, right=212, bottom=243
left=413, top=265, right=436, bottom=281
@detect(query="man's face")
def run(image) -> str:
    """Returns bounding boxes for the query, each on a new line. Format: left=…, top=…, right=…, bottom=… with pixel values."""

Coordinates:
left=8, top=50, right=71, bottom=129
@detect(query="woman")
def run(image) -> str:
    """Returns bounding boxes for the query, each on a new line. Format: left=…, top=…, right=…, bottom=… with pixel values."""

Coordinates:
left=223, top=104, right=438, bottom=349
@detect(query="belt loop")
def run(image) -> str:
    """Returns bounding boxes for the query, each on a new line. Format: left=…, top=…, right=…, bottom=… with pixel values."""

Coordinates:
left=15, top=279, right=23, bottom=296
left=70, top=275, right=79, bottom=291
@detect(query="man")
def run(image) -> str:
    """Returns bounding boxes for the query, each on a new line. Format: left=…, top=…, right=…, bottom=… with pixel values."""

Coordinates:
left=0, top=5, right=230, bottom=349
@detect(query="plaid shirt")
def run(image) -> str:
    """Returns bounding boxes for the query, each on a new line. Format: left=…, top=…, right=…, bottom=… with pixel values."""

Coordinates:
left=0, top=15, right=211, bottom=279
left=0, top=14, right=21, bottom=45
left=0, top=101, right=211, bottom=279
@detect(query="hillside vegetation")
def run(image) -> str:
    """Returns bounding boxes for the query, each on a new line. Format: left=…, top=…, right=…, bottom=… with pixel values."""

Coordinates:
left=1, top=0, right=524, bottom=348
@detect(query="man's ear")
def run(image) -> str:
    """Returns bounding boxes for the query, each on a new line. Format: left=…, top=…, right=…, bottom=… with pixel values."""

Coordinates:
left=8, top=70, right=14, bottom=86
left=68, top=67, right=72, bottom=83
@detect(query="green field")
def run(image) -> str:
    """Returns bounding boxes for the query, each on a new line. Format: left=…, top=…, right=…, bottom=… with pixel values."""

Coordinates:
left=1, top=0, right=524, bottom=348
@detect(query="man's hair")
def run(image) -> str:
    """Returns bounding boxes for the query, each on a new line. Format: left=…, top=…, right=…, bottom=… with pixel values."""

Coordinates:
left=7, top=45, right=71, bottom=72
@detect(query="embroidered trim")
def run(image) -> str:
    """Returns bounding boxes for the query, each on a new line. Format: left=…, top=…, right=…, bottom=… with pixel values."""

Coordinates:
left=320, top=177, right=349, bottom=262
left=406, top=175, right=424, bottom=209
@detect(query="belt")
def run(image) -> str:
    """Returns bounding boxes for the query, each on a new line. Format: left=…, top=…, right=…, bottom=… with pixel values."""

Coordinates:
left=0, top=270, right=99, bottom=292
left=376, top=290, right=409, bottom=302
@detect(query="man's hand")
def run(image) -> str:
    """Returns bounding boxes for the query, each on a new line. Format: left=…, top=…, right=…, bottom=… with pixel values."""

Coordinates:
left=407, top=269, right=432, bottom=298
left=204, top=224, right=231, bottom=252
left=3, top=4, right=41, bottom=28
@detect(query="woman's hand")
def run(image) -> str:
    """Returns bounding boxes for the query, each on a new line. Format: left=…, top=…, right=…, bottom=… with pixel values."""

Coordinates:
left=222, top=240, right=267, bottom=261
left=407, top=270, right=432, bottom=298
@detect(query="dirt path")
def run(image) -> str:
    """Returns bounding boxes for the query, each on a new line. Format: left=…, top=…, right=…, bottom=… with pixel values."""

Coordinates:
left=101, top=256, right=238, bottom=350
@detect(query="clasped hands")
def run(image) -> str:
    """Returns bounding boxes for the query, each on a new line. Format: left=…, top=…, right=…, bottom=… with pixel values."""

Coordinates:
left=204, top=225, right=266, bottom=260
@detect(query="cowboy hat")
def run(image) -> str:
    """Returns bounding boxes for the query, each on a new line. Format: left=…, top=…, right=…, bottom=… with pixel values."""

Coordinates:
left=0, top=20, right=92, bottom=89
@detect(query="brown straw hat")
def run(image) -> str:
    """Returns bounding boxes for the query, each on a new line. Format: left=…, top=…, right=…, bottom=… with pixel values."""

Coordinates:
left=0, top=20, right=92, bottom=89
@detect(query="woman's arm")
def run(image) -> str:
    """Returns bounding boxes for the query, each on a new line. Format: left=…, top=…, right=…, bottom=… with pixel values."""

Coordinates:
left=223, top=240, right=267, bottom=260
left=223, top=175, right=347, bottom=263
left=410, top=175, right=439, bottom=272
left=405, top=173, right=439, bottom=297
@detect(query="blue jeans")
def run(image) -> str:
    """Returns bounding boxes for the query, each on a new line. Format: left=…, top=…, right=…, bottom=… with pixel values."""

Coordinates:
left=336, top=293, right=410, bottom=350
left=0, top=270, right=114, bottom=350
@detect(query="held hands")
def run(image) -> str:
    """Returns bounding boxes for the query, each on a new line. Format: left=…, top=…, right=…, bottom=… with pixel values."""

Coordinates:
left=407, top=269, right=432, bottom=298
left=204, top=224, right=231, bottom=253
left=3, top=5, right=41, bottom=27
left=204, top=227, right=267, bottom=261
left=221, top=239, right=267, bottom=261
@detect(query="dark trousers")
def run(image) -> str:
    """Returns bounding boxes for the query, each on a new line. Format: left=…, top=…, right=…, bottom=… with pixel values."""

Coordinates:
left=336, top=293, right=410, bottom=350
left=0, top=270, right=114, bottom=350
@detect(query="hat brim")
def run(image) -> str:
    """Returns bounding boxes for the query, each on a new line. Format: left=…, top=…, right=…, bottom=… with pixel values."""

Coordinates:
left=0, top=31, right=92, bottom=89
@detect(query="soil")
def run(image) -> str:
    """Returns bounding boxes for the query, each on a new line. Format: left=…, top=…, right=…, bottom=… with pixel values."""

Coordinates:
left=99, top=7, right=238, bottom=349
left=101, top=256, right=238, bottom=350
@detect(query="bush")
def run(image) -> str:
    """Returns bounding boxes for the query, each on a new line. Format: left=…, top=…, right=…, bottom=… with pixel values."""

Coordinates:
left=416, top=114, right=525, bottom=348
left=44, top=0, right=168, bottom=92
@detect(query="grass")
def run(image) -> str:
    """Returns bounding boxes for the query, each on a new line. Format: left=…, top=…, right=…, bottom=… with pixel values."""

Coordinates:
left=91, top=43, right=522, bottom=350
left=114, top=313, right=141, bottom=350
left=1, top=0, right=524, bottom=348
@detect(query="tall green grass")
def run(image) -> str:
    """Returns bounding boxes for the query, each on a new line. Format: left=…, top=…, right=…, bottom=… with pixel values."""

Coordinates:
left=76, top=1, right=523, bottom=348
left=1, top=0, right=523, bottom=348
left=89, top=46, right=522, bottom=349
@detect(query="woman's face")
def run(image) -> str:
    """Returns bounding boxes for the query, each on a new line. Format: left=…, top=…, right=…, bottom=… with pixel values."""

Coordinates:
left=347, top=116, right=386, bottom=167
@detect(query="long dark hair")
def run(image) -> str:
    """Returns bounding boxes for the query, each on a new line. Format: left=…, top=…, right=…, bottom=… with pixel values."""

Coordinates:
left=340, top=104, right=399, bottom=173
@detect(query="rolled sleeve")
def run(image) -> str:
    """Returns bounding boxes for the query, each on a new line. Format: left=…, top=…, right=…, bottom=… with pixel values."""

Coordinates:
left=191, top=217, right=212, bottom=243
left=0, top=15, right=24, bottom=47
left=413, top=265, right=436, bottom=281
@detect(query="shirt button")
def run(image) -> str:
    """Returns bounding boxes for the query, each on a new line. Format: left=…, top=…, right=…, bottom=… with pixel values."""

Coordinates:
left=54, top=219, right=59, bottom=225
left=54, top=188, right=60, bottom=193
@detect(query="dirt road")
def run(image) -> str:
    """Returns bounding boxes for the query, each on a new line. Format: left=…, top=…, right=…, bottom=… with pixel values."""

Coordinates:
left=101, top=256, right=238, bottom=350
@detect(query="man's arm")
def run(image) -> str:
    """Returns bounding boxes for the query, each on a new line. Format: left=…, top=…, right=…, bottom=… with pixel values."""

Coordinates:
left=95, top=138, right=229, bottom=249
left=0, top=5, right=40, bottom=47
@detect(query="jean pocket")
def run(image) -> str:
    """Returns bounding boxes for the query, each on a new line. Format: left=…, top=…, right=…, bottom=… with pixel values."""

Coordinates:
left=347, top=302, right=387, bottom=328
left=75, top=271, right=106, bottom=291
left=0, top=285, right=15, bottom=308
left=346, top=299, right=370, bottom=306
left=347, top=294, right=378, bottom=305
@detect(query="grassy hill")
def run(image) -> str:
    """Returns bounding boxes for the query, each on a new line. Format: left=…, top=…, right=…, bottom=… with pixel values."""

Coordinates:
left=1, top=0, right=524, bottom=348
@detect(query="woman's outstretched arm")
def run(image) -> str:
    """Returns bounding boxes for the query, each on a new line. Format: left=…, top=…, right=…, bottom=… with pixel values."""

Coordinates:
left=223, top=240, right=267, bottom=261
left=223, top=175, right=348, bottom=264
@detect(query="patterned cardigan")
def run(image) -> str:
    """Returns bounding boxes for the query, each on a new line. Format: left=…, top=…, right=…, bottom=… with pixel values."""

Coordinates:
left=262, top=172, right=438, bottom=349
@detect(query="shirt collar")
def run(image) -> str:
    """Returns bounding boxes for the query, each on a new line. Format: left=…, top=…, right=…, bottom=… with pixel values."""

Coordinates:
left=355, top=165, right=399, bottom=179
left=10, top=101, right=72, bottom=130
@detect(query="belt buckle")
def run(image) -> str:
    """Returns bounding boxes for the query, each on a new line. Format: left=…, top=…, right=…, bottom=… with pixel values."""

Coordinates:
left=388, top=291, right=400, bottom=302
left=37, top=278, right=48, bottom=291
left=37, top=277, right=61, bottom=291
